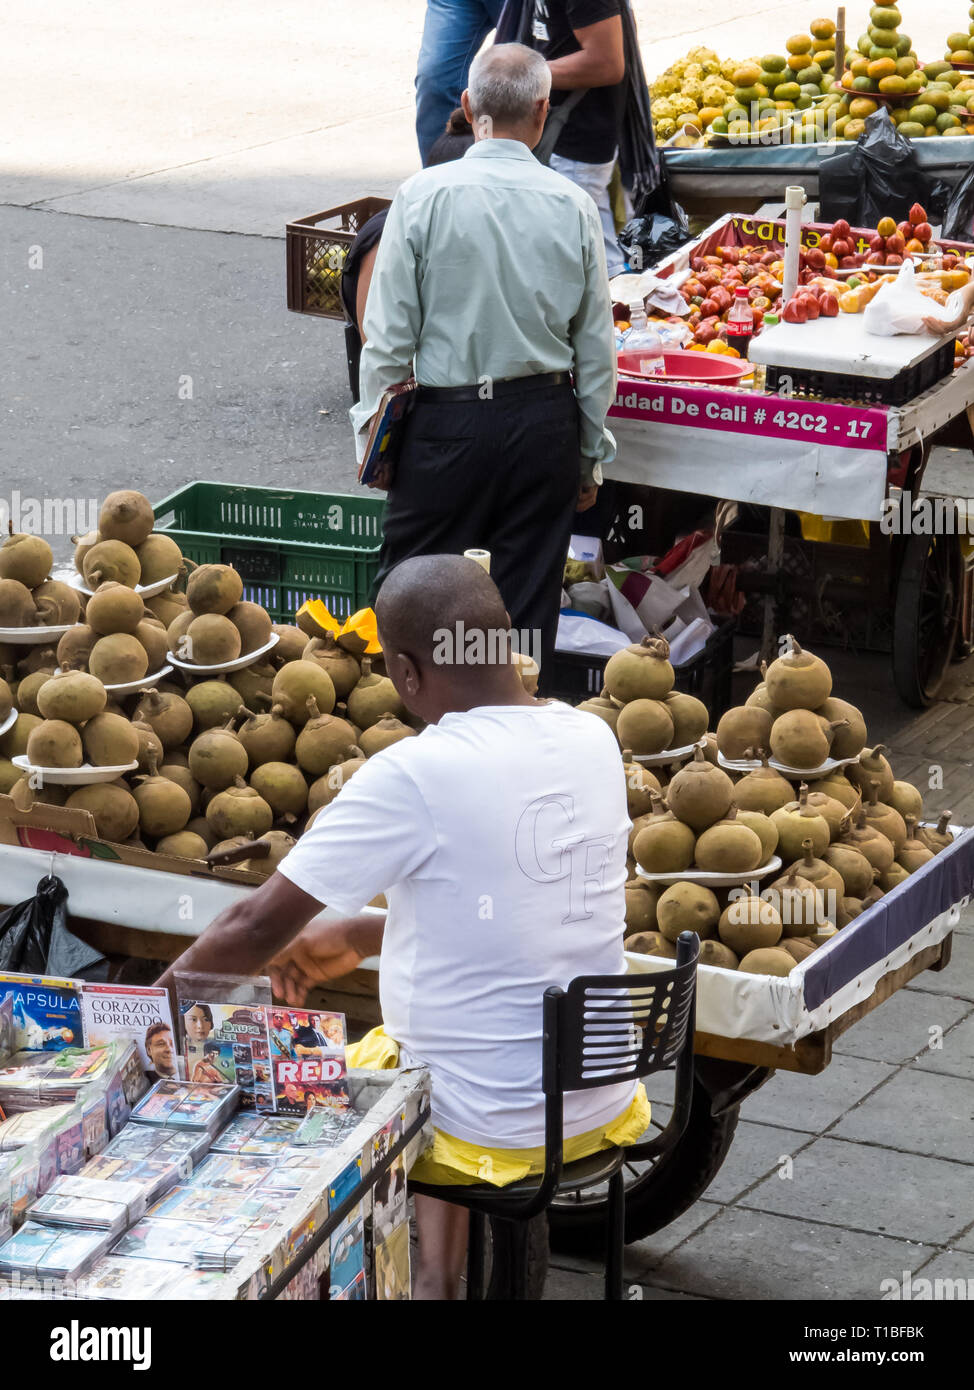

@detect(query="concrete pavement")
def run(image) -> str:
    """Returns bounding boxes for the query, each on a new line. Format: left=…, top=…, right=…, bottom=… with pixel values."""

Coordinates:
left=2, top=0, right=969, bottom=233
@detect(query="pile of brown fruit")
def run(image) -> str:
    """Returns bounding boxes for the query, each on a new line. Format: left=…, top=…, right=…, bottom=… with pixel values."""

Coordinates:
left=578, top=636, right=709, bottom=757
left=618, top=635, right=954, bottom=976
left=0, top=491, right=427, bottom=879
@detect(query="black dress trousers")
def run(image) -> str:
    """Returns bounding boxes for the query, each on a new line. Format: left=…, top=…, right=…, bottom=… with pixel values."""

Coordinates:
left=372, top=378, right=582, bottom=688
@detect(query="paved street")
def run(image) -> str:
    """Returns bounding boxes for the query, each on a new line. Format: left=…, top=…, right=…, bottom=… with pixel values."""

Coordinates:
left=3, top=0, right=973, bottom=1303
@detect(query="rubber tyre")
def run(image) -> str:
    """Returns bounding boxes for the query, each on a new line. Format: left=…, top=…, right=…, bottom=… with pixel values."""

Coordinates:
left=893, top=529, right=962, bottom=707
left=547, top=1076, right=740, bottom=1255
left=483, top=1212, right=550, bottom=1300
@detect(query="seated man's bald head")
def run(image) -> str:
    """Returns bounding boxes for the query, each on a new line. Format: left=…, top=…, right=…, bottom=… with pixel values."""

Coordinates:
left=375, top=554, right=511, bottom=669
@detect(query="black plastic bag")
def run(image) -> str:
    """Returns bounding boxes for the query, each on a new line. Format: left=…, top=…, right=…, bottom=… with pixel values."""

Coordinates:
left=819, top=109, right=951, bottom=227
left=942, top=163, right=974, bottom=243
left=618, top=210, right=691, bottom=270
left=0, top=874, right=108, bottom=979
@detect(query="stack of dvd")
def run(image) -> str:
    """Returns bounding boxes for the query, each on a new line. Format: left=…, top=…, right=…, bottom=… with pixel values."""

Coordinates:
left=80, top=1154, right=183, bottom=1206
left=210, top=1114, right=302, bottom=1156
left=130, top=1080, right=239, bottom=1132
left=0, top=1221, right=111, bottom=1280
left=0, top=1046, right=119, bottom=1112
left=290, top=1103, right=365, bottom=1149
left=111, top=1217, right=224, bottom=1266
left=0, top=1104, right=78, bottom=1154
left=188, top=1152, right=279, bottom=1194
left=101, top=1123, right=212, bottom=1169
left=28, top=1176, right=147, bottom=1236
left=75, top=1254, right=188, bottom=1300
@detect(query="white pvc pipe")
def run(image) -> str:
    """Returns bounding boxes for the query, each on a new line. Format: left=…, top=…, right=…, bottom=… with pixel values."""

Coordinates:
left=781, top=185, right=806, bottom=304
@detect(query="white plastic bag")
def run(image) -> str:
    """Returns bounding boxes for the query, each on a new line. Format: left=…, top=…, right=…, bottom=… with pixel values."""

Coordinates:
left=864, top=260, right=964, bottom=337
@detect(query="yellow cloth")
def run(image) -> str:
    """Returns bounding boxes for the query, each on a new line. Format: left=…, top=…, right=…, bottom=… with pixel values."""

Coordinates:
left=347, top=1026, right=652, bottom=1188
left=797, top=512, right=870, bottom=546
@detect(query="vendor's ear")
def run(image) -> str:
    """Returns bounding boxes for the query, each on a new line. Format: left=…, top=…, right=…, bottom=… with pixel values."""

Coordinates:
left=460, top=89, right=474, bottom=125
left=389, top=650, right=421, bottom=700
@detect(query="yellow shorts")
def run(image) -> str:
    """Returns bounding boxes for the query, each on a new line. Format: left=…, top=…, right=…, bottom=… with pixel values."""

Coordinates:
left=347, top=1026, right=651, bottom=1188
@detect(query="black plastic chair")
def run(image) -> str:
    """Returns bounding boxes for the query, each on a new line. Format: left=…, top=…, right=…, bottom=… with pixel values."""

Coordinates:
left=409, top=930, right=700, bottom=1300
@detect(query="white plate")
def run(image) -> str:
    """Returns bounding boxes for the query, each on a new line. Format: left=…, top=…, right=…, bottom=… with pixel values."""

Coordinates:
left=0, top=623, right=80, bottom=645
left=767, top=754, right=861, bottom=781
left=166, top=632, right=279, bottom=675
left=717, top=751, right=762, bottom=772
left=11, top=755, right=138, bottom=786
left=107, top=666, right=173, bottom=696
left=0, top=707, right=17, bottom=739
left=632, top=743, right=697, bottom=766
left=53, top=664, right=173, bottom=696
left=635, top=854, right=782, bottom=888
left=67, top=572, right=180, bottom=599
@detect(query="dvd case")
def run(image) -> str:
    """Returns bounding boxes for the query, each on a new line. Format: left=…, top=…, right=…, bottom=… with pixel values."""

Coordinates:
left=130, top=1079, right=239, bottom=1132
left=0, top=973, right=83, bottom=1052
left=80, top=984, right=177, bottom=1082
left=0, top=1220, right=111, bottom=1279
left=267, top=1007, right=350, bottom=1116
left=76, top=1254, right=187, bottom=1300
left=29, top=1175, right=147, bottom=1233
left=179, top=999, right=273, bottom=1111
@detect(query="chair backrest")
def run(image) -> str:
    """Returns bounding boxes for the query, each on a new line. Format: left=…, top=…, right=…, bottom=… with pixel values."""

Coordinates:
left=546, top=932, right=699, bottom=1095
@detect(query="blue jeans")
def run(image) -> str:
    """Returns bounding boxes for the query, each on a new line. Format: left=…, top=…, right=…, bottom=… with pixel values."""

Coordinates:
left=549, top=152, right=629, bottom=277
left=415, top=0, right=505, bottom=165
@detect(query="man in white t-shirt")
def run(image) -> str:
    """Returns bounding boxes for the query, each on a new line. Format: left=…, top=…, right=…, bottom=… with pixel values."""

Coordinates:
left=157, top=554, right=639, bottom=1298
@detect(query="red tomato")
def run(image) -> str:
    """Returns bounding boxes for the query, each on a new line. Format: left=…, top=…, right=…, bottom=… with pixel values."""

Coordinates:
left=820, top=292, right=839, bottom=317
left=832, top=219, right=851, bottom=242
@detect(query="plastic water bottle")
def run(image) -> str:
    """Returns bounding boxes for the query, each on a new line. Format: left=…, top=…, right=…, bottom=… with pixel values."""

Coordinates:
left=726, top=286, right=755, bottom=358
left=625, top=303, right=666, bottom=376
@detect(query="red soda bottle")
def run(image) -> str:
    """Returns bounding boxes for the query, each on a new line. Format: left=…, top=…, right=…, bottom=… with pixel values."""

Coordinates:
left=726, top=286, right=754, bottom=358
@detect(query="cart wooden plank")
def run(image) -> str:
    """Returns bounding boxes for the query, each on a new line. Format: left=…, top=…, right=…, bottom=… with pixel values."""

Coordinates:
left=694, top=935, right=952, bottom=1075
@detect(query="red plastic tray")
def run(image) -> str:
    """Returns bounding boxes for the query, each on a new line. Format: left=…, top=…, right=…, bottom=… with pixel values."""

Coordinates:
left=618, top=349, right=751, bottom=384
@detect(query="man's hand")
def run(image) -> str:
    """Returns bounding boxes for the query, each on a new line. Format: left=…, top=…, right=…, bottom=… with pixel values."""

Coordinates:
left=921, top=314, right=960, bottom=337
left=366, top=458, right=394, bottom=491
left=267, top=914, right=384, bottom=1005
left=576, top=483, right=599, bottom=513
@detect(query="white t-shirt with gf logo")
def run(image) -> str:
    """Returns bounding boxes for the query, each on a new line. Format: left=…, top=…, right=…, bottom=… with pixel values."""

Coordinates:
left=278, top=701, right=637, bottom=1148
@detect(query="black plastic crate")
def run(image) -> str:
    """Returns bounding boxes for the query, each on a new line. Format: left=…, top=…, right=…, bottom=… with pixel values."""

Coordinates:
left=763, top=340, right=954, bottom=407
left=547, top=613, right=737, bottom=721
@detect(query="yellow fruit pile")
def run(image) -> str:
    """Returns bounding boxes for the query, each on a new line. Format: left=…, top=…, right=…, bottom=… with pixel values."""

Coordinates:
left=649, top=47, right=737, bottom=139
left=651, top=8, right=974, bottom=143
left=945, top=7, right=974, bottom=63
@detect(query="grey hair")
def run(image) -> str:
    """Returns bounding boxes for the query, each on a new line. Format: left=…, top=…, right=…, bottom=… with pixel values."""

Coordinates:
left=467, top=43, right=551, bottom=126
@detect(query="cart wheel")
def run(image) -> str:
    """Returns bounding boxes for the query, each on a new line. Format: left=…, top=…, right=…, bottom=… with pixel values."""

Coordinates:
left=478, top=1212, right=550, bottom=1300
left=547, top=1073, right=739, bottom=1255
left=893, top=530, right=962, bottom=708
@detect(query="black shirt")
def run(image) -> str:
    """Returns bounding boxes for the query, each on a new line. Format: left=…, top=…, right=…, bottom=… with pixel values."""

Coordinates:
left=531, top=0, right=627, bottom=164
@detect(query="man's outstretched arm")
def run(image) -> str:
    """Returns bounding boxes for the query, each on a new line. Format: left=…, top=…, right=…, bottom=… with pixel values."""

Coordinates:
left=155, top=873, right=381, bottom=992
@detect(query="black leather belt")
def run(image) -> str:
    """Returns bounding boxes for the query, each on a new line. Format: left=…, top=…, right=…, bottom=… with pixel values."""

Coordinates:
left=416, top=371, right=570, bottom=403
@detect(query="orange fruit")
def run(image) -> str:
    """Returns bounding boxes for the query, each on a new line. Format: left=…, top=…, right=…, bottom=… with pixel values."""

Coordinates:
left=877, top=216, right=897, bottom=237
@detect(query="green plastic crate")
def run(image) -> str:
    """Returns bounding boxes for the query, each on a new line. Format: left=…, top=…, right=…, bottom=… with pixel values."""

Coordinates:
left=153, top=482, right=386, bottom=623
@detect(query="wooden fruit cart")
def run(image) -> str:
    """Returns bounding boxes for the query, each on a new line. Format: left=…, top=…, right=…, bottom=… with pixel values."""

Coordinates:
left=0, top=811, right=968, bottom=1253
left=604, top=211, right=974, bottom=707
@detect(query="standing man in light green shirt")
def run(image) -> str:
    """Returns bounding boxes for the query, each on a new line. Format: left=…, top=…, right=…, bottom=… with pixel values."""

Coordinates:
left=350, top=42, right=617, bottom=688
